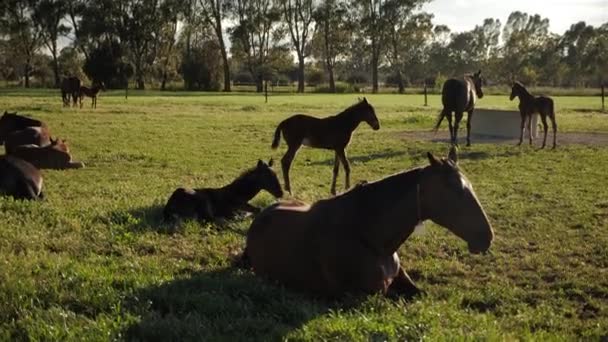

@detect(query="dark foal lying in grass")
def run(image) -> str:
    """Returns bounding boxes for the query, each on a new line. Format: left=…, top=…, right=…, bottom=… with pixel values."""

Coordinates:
left=0, top=155, right=44, bottom=200
left=12, top=138, right=85, bottom=169
left=163, top=159, right=283, bottom=223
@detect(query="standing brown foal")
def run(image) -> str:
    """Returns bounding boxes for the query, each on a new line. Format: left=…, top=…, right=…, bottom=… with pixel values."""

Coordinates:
left=271, top=98, right=380, bottom=195
left=510, top=82, right=557, bottom=149
left=79, top=82, right=105, bottom=108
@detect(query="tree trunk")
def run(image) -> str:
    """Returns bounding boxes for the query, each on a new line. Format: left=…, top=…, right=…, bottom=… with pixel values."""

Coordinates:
left=52, top=55, right=60, bottom=88
left=161, top=71, right=167, bottom=90
left=24, top=61, right=30, bottom=88
left=136, top=63, right=145, bottom=90
left=371, top=51, right=379, bottom=93
left=220, top=46, right=231, bottom=92
left=397, top=70, right=404, bottom=94
left=297, top=55, right=305, bottom=93
left=256, top=76, right=263, bottom=92
left=328, top=64, right=336, bottom=93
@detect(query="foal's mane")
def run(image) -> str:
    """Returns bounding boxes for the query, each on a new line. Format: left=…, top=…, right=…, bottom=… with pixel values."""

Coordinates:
left=335, top=100, right=367, bottom=117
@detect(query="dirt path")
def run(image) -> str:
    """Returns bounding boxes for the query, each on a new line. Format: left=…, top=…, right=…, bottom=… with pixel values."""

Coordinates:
left=397, top=130, right=608, bottom=147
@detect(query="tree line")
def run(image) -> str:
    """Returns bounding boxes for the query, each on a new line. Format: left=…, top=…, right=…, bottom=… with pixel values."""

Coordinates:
left=1, top=0, right=607, bottom=92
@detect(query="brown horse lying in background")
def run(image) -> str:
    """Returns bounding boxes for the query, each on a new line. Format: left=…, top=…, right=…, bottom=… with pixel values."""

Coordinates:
left=164, top=159, right=283, bottom=222
left=0, top=111, right=51, bottom=153
left=11, top=138, right=85, bottom=169
left=243, top=148, right=494, bottom=298
left=79, top=82, right=105, bottom=108
left=0, top=155, right=44, bottom=200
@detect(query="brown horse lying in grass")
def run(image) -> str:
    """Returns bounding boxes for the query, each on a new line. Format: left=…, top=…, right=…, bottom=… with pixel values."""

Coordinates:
left=164, top=159, right=283, bottom=222
left=243, top=148, right=494, bottom=298
left=0, top=155, right=44, bottom=200
left=0, top=112, right=51, bottom=153
left=12, top=138, right=85, bottom=169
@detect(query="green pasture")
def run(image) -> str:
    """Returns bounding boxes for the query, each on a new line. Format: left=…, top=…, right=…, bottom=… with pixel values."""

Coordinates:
left=0, top=90, right=607, bottom=340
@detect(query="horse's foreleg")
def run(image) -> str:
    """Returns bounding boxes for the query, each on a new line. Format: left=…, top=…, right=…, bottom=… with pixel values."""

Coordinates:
left=540, top=114, right=549, bottom=149
left=337, top=149, right=350, bottom=193
left=239, top=202, right=260, bottom=214
left=528, top=115, right=533, bottom=145
left=453, top=112, right=463, bottom=146
left=550, top=114, right=557, bottom=149
left=386, top=267, right=422, bottom=300
left=518, top=113, right=526, bottom=146
left=281, top=146, right=299, bottom=195
left=330, top=152, right=340, bottom=196
left=466, top=110, right=474, bottom=147
left=446, top=113, right=454, bottom=143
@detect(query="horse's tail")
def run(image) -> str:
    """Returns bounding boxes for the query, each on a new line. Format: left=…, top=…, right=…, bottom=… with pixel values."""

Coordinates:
left=433, top=110, right=445, bottom=132
left=271, top=121, right=283, bottom=149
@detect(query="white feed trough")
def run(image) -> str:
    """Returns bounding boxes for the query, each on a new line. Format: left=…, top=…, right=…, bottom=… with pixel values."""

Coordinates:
left=471, top=109, right=538, bottom=139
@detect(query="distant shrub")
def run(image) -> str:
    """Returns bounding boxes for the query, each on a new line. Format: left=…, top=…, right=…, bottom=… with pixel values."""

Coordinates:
left=313, top=82, right=354, bottom=93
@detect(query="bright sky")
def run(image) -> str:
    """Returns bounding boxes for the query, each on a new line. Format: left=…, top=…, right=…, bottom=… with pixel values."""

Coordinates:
left=422, top=0, right=608, bottom=34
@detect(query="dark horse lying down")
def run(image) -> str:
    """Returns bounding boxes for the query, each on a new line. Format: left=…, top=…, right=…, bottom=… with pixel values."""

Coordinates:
left=434, top=71, right=484, bottom=146
left=271, top=98, right=380, bottom=195
left=243, top=148, right=494, bottom=298
left=164, top=159, right=283, bottom=222
left=0, top=155, right=44, bottom=200
left=0, top=111, right=51, bottom=153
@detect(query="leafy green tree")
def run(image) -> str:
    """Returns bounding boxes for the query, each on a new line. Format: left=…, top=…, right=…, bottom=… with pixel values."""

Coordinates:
left=280, top=0, right=315, bottom=92
left=199, top=0, right=233, bottom=91
left=32, top=0, right=70, bottom=86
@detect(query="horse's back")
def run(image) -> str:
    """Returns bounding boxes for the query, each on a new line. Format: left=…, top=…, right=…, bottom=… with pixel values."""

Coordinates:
left=442, top=78, right=470, bottom=111
left=0, top=156, right=43, bottom=200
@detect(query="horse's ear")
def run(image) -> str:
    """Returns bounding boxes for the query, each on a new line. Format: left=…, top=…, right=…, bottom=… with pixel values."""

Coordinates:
left=268, top=158, right=274, bottom=167
left=257, top=159, right=264, bottom=168
left=427, top=152, right=441, bottom=167
left=448, top=145, right=458, bottom=164
left=363, top=97, right=368, bottom=103
left=476, top=70, right=482, bottom=76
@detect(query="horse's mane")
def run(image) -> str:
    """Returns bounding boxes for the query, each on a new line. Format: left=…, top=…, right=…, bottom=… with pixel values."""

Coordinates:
left=335, top=100, right=366, bottom=117
left=334, top=166, right=423, bottom=202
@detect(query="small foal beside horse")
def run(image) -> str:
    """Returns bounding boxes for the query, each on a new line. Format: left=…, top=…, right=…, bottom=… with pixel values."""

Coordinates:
left=0, top=155, right=44, bottom=200
left=510, top=82, right=558, bottom=149
left=12, top=138, right=85, bottom=169
left=435, top=71, right=484, bottom=146
left=271, top=98, right=380, bottom=195
left=0, top=111, right=51, bottom=153
left=243, top=149, right=494, bottom=299
left=164, top=159, right=283, bottom=222
left=79, top=82, right=105, bottom=109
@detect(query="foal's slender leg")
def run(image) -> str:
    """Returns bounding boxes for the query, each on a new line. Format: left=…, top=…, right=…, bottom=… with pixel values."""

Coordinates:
left=281, top=145, right=300, bottom=194
left=466, top=110, right=474, bottom=147
left=446, top=112, right=454, bottom=143
left=550, top=114, right=557, bottom=149
left=336, top=149, right=350, bottom=193
left=518, top=113, right=526, bottom=145
left=387, top=267, right=422, bottom=300
left=330, top=152, right=340, bottom=196
left=540, top=114, right=549, bottom=149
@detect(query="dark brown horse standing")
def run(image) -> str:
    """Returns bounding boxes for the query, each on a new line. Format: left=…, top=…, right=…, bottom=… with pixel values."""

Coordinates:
left=0, top=155, right=44, bottom=200
left=271, top=98, right=380, bottom=195
left=61, top=76, right=81, bottom=107
left=434, top=71, right=484, bottom=146
left=0, top=112, right=51, bottom=153
left=510, top=82, right=557, bottom=149
left=79, top=82, right=105, bottom=108
left=243, top=148, right=494, bottom=298
left=163, top=159, right=283, bottom=222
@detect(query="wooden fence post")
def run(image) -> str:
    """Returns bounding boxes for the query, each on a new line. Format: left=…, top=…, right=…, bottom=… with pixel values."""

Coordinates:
left=602, top=82, right=605, bottom=112
left=424, top=83, right=428, bottom=107
left=265, top=80, right=268, bottom=103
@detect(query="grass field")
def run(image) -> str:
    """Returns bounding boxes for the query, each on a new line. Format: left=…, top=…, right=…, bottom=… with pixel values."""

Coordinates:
left=0, top=89, right=607, bottom=340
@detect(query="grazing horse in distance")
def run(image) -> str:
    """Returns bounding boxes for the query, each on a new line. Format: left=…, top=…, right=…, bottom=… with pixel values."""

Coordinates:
left=510, top=82, right=558, bottom=149
left=0, top=111, right=51, bottom=153
left=79, top=82, right=105, bottom=109
left=61, top=76, right=81, bottom=107
left=271, top=98, right=380, bottom=195
left=163, top=159, right=283, bottom=223
left=434, top=70, right=484, bottom=146
left=0, top=155, right=44, bottom=200
left=11, top=138, right=85, bottom=170
left=242, top=148, right=494, bottom=298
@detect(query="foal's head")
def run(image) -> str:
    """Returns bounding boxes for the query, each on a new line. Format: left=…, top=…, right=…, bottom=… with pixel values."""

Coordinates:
left=419, top=148, right=494, bottom=254
left=470, top=70, right=484, bottom=99
left=354, top=98, right=380, bottom=130
left=50, top=137, right=70, bottom=153
left=249, top=159, right=283, bottom=198
left=509, top=82, right=524, bottom=101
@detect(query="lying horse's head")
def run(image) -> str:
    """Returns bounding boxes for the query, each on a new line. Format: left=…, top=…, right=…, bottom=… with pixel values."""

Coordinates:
left=50, top=137, right=70, bottom=153
left=419, top=147, right=494, bottom=254
left=251, top=159, right=283, bottom=198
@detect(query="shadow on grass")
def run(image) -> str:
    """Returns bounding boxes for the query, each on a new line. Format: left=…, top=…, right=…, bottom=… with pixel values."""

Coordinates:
left=123, top=266, right=359, bottom=341
left=308, top=149, right=407, bottom=166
